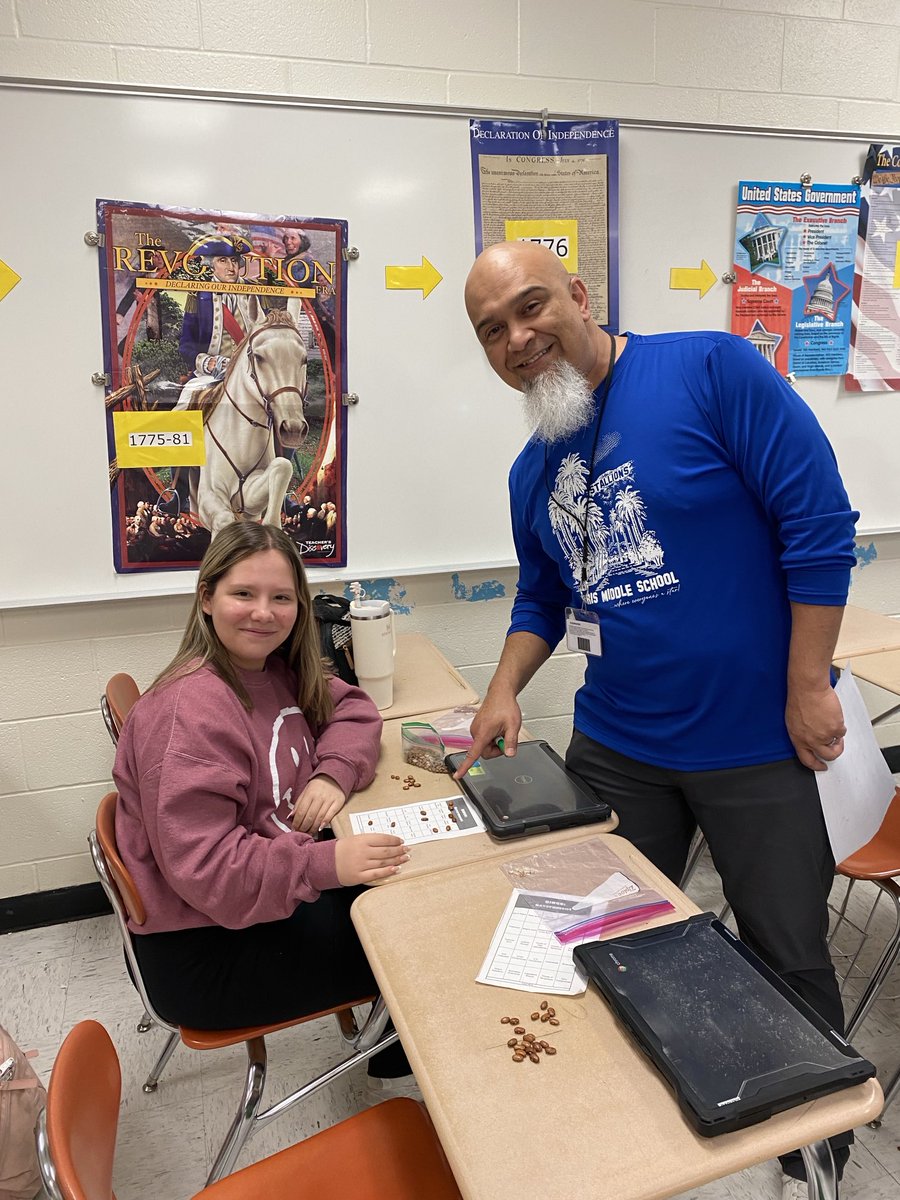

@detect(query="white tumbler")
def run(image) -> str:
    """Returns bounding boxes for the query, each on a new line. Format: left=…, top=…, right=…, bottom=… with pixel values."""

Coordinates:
left=349, top=598, right=396, bottom=710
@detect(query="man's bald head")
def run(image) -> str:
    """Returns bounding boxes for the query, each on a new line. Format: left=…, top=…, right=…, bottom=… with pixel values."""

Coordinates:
left=464, top=241, right=573, bottom=318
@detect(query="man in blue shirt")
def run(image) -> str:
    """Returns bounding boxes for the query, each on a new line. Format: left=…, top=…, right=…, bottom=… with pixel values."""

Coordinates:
left=459, top=241, right=856, bottom=1192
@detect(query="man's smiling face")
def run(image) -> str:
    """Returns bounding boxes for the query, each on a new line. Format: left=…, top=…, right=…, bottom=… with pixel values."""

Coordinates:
left=464, top=242, right=603, bottom=392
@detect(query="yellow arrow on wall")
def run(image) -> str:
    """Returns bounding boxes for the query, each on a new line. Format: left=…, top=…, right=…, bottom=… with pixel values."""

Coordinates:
left=0, top=258, right=21, bottom=303
left=669, top=260, right=717, bottom=299
left=385, top=256, right=442, bottom=300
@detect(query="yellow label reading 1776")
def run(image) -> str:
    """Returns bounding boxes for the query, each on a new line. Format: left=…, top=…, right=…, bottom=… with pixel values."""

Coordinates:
left=505, top=219, right=579, bottom=274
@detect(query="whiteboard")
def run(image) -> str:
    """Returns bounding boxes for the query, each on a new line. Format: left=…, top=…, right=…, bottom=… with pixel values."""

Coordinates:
left=0, top=81, right=895, bottom=607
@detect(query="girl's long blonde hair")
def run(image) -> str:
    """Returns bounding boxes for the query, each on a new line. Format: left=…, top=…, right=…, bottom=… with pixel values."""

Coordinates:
left=151, top=522, right=333, bottom=725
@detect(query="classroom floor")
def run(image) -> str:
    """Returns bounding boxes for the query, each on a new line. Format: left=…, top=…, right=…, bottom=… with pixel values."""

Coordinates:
left=4, top=853, right=900, bottom=1200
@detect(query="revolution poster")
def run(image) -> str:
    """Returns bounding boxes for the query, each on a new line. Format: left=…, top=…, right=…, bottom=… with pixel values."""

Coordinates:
left=96, top=200, right=348, bottom=572
left=731, top=180, right=859, bottom=378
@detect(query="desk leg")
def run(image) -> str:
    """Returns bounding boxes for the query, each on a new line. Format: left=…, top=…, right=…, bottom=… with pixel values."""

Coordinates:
left=799, top=1140, right=837, bottom=1200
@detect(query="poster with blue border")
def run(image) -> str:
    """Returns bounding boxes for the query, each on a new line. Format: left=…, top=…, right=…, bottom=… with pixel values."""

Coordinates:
left=469, top=119, right=619, bottom=332
left=731, top=181, right=859, bottom=378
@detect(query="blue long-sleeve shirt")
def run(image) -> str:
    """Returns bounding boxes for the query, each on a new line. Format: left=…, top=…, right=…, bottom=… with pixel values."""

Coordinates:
left=508, top=331, right=858, bottom=770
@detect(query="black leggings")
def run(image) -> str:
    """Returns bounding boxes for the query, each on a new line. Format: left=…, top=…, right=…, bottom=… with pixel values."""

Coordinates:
left=132, top=885, right=409, bottom=1078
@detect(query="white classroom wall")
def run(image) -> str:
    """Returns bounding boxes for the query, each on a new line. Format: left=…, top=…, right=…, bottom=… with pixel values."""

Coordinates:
left=1, top=0, right=899, bottom=899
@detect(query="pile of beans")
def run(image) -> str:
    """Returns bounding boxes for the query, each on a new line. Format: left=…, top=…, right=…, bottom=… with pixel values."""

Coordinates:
left=500, top=1001, right=560, bottom=1063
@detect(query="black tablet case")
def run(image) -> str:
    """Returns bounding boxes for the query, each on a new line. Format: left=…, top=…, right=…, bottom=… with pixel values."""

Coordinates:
left=445, top=740, right=612, bottom=839
left=573, top=913, right=875, bottom=1137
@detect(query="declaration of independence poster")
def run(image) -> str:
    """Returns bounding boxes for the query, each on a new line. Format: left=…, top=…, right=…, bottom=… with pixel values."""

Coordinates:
left=470, top=118, right=619, bottom=332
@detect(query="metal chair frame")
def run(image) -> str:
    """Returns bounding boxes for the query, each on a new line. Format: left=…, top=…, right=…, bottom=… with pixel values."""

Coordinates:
left=89, top=808, right=396, bottom=1184
left=100, top=672, right=141, bottom=746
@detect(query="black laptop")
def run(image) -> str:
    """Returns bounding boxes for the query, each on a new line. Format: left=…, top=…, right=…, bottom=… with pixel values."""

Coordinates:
left=445, top=740, right=612, bottom=839
left=574, top=913, right=875, bottom=1137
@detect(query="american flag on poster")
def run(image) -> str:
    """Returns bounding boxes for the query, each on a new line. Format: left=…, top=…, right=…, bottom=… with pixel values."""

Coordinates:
left=846, top=144, right=900, bottom=393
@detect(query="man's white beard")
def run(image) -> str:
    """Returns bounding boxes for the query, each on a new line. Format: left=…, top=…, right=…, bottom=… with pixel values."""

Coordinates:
left=521, top=359, right=595, bottom=443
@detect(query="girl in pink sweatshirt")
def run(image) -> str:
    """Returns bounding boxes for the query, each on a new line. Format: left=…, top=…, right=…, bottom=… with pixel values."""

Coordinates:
left=113, top=521, right=412, bottom=1086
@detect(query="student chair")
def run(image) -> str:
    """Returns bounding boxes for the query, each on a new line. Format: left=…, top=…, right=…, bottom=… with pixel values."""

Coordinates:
left=832, top=787, right=900, bottom=1045
left=99, top=673, right=141, bottom=745
left=823, top=786, right=900, bottom=1130
left=89, top=791, right=397, bottom=1185
left=36, top=1020, right=461, bottom=1200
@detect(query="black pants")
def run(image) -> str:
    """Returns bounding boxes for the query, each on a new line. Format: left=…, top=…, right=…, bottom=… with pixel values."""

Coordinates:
left=567, top=732, right=850, bottom=1181
left=132, top=885, right=409, bottom=1078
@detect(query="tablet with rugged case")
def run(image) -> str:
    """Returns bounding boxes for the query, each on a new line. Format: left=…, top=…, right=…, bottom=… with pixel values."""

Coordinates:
left=445, top=740, right=612, bottom=840
left=574, top=913, right=875, bottom=1137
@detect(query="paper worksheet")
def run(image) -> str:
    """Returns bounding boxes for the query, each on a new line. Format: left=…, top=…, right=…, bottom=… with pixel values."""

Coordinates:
left=816, top=665, right=897, bottom=863
left=349, top=795, right=484, bottom=843
left=476, top=889, right=590, bottom=996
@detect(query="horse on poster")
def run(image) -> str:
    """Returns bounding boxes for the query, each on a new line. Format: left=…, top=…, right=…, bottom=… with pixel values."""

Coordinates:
left=186, top=308, right=309, bottom=535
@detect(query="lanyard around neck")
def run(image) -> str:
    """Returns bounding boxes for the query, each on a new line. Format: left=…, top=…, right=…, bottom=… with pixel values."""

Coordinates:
left=544, top=329, right=618, bottom=592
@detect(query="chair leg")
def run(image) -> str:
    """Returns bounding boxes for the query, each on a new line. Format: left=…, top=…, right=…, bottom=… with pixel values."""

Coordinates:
left=137, top=1009, right=154, bottom=1034
left=353, top=994, right=390, bottom=1052
left=845, top=880, right=900, bottom=1040
left=798, top=1140, right=837, bottom=1200
left=335, top=1006, right=361, bottom=1045
left=143, top=1029, right=180, bottom=1093
left=254, top=1026, right=399, bottom=1133
left=206, top=1036, right=267, bottom=1185
left=838, top=888, right=885, bottom=999
left=828, top=878, right=856, bottom=948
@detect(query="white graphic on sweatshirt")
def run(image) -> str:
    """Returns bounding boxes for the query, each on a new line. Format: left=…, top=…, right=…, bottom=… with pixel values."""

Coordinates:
left=549, top=451, right=678, bottom=606
left=268, top=707, right=313, bottom=832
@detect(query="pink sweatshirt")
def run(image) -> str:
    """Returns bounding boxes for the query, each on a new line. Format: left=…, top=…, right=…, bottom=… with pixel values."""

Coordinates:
left=112, top=658, right=382, bottom=934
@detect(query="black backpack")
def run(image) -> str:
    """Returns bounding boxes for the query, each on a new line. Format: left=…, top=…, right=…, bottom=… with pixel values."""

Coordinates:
left=313, top=594, right=358, bottom=686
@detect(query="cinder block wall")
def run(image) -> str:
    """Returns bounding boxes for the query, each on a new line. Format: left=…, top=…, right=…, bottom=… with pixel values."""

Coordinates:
left=2, top=0, right=899, bottom=897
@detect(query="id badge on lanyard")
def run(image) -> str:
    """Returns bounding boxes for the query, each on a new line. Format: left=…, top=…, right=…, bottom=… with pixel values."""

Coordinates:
left=565, top=607, right=602, bottom=656
left=554, top=332, right=617, bottom=662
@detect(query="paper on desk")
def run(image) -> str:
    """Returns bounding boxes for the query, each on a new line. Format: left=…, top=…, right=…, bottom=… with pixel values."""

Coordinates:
left=476, top=889, right=589, bottom=996
left=815, top=665, right=896, bottom=864
left=349, top=795, right=484, bottom=844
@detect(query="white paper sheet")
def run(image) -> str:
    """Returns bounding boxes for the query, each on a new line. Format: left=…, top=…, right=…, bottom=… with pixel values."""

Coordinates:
left=476, top=889, right=590, bottom=996
left=349, top=795, right=484, bottom=844
left=815, top=665, right=897, bottom=864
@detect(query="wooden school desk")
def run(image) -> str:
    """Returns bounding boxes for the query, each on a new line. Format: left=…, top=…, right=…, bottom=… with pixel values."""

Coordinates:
left=833, top=649, right=900, bottom=732
left=834, top=605, right=900, bottom=661
left=352, top=832, right=882, bottom=1200
left=332, top=710, right=618, bottom=879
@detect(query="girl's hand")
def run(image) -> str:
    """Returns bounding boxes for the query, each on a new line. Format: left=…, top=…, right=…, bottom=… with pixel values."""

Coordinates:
left=291, top=775, right=346, bottom=833
left=335, top=834, right=409, bottom=885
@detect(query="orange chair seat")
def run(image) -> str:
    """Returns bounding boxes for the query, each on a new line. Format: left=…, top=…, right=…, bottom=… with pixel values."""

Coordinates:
left=196, top=1098, right=461, bottom=1200
left=179, top=997, right=374, bottom=1051
left=838, top=787, right=900, bottom=880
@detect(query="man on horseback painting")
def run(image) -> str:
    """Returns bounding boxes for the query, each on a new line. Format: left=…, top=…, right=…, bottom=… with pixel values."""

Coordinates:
left=178, top=234, right=255, bottom=402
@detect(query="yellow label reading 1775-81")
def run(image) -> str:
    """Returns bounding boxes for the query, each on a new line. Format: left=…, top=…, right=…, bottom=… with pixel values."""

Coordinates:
left=113, top=411, right=206, bottom=468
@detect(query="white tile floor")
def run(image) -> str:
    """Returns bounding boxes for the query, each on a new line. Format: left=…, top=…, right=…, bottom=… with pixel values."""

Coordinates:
left=4, top=854, right=900, bottom=1199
